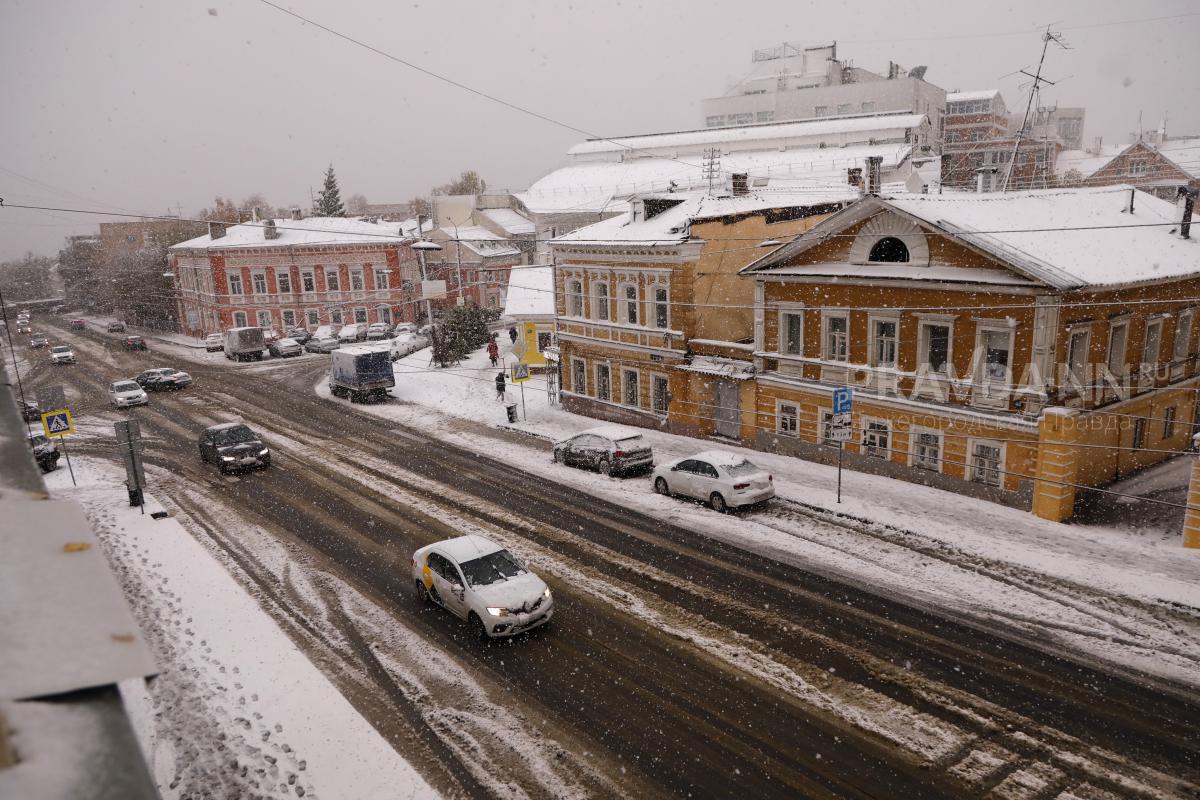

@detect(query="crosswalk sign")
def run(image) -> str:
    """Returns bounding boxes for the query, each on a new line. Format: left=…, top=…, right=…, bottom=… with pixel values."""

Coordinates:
left=41, top=409, right=74, bottom=437
left=510, top=362, right=530, bottom=383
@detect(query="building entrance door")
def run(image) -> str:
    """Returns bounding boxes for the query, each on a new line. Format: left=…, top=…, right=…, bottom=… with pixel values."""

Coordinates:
left=714, top=380, right=740, bottom=439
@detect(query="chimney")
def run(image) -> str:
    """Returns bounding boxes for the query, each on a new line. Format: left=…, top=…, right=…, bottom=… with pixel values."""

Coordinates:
left=263, top=219, right=280, bottom=240
left=865, top=156, right=882, bottom=194
left=730, top=173, right=749, bottom=196
left=1179, top=186, right=1197, bottom=240
left=290, top=207, right=303, bottom=220
left=975, top=166, right=999, bottom=194
left=208, top=221, right=227, bottom=240
left=629, top=197, right=645, bottom=222
left=847, top=167, right=864, bottom=193
left=251, top=206, right=261, bottom=223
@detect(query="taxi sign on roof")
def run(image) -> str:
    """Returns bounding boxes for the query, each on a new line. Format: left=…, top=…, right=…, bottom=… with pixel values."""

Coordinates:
left=41, top=409, right=74, bottom=437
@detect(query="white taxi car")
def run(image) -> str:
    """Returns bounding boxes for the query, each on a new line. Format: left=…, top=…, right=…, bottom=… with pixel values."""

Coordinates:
left=412, top=535, right=552, bottom=638
left=652, top=450, right=774, bottom=512
left=109, top=380, right=149, bottom=408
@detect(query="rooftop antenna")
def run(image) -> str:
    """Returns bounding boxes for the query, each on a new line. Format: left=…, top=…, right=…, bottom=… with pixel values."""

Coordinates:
left=702, top=147, right=722, bottom=196
left=1001, top=26, right=1069, bottom=192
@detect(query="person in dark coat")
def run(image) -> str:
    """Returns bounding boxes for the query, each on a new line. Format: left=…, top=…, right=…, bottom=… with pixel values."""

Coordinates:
left=495, top=370, right=506, bottom=400
left=487, top=338, right=499, bottom=366
left=508, top=326, right=518, bottom=344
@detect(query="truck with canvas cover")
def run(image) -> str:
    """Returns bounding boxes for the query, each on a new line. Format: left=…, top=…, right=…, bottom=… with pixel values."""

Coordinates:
left=224, top=326, right=266, bottom=362
left=329, top=345, right=395, bottom=402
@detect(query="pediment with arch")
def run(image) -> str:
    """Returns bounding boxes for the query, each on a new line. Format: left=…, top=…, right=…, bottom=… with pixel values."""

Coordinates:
left=847, top=212, right=930, bottom=267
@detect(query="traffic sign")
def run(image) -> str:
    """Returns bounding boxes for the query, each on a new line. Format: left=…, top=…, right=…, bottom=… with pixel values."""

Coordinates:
left=510, top=362, right=530, bottom=383
left=41, top=409, right=74, bottom=437
left=832, top=387, right=854, bottom=415
left=829, top=412, right=853, bottom=442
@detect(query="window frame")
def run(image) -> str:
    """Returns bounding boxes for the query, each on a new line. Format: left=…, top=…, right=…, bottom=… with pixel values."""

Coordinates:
left=301, top=270, right=316, bottom=293
left=622, top=368, right=640, bottom=407
left=232, top=311, right=248, bottom=327
left=919, top=320, right=953, bottom=374
left=776, top=401, right=799, bottom=436
left=306, top=309, right=319, bottom=327
left=353, top=307, right=368, bottom=324
left=281, top=310, right=296, bottom=328
left=910, top=428, right=942, bottom=472
left=1163, top=406, right=1177, bottom=440
left=1107, top=320, right=1129, bottom=375
left=567, top=279, right=584, bottom=318
left=1066, top=326, right=1090, bottom=384
left=651, top=373, right=669, bottom=415
left=276, top=271, right=292, bottom=294
left=653, top=285, right=670, bottom=330
left=228, top=273, right=243, bottom=296
left=1132, top=417, right=1147, bottom=450
left=779, top=309, right=804, bottom=356
left=1174, top=309, right=1194, bottom=361
left=968, top=439, right=1005, bottom=487
left=861, top=418, right=890, bottom=459
left=822, top=312, right=849, bottom=363
left=256, top=310, right=272, bottom=328
left=571, top=358, right=587, bottom=394
left=595, top=362, right=612, bottom=402
left=251, top=271, right=268, bottom=295
left=593, top=281, right=610, bottom=322
left=325, top=268, right=341, bottom=292
left=620, top=282, right=639, bottom=326
left=869, top=315, right=899, bottom=368
left=975, top=323, right=1015, bottom=384
left=350, top=268, right=365, bottom=292
left=1142, top=318, right=1164, bottom=367
left=374, top=267, right=390, bottom=290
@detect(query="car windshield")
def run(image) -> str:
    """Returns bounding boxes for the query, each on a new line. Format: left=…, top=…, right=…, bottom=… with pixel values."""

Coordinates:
left=458, top=549, right=526, bottom=587
left=724, top=460, right=760, bottom=477
left=277, top=338, right=297, bottom=346
left=113, top=381, right=139, bottom=392
left=212, top=426, right=257, bottom=445
left=29, top=435, right=48, bottom=447
left=52, top=346, right=70, bottom=353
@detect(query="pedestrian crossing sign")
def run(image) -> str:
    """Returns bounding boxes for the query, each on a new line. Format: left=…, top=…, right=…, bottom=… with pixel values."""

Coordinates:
left=41, top=409, right=74, bottom=437
left=510, top=362, right=530, bottom=383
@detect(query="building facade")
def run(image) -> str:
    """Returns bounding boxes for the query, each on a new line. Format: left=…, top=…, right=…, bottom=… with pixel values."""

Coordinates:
left=1067, top=138, right=1200, bottom=201
left=168, top=217, right=421, bottom=336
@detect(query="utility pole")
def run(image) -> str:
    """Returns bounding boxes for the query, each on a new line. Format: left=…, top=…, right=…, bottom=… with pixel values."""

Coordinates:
left=1002, top=26, right=1068, bottom=192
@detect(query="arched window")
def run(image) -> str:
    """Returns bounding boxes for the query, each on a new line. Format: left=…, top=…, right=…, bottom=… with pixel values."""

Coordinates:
left=868, top=237, right=909, bottom=263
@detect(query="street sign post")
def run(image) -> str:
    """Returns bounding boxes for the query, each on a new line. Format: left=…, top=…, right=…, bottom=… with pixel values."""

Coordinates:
left=510, top=362, right=530, bottom=421
left=832, top=386, right=853, bottom=415
left=115, top=420, right=146, bottom=513
left=40, top=408, right=76, bottom=486
left=830, top=388, right=854, bottom=503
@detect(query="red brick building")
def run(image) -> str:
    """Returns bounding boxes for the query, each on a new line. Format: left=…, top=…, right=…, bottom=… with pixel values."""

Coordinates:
left=1064, top=138, right=1200, bottom=201
left=168, top=217, right=421, bottom=336
left=941, top=90, right=1061, bottom=191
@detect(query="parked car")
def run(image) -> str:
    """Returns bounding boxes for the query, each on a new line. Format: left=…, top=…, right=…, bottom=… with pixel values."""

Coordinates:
left=107, top=321, right=126, bottom=333
left=311, top=324, right=338, bottom=341
left=109, top=380, right=149, bottom=408
left=204, top=333, right=224, bottom=352
left=412, top=535, right=553, bottom=638
left=652, top=451, right=774, bottom=513
left=285, top=327, right=312, bottom=345
left=388, top=331, right=428, bottom=361
left=49, top=345, right=76, bottom=364
left=263, top=329, right=281, bottom=345
left=28, top=433, right=60, bottom=473
left=366, top=322, right=392, bottom=340
left=135, top=367, right=193, bottom=391
left=19, top=399, right=40, bottom=422
left=122, top=335, right=147, bottom=351
left=198, top=422, right=270, bottom=473
left=268, top=337, right=302, bottom=358
left=338, top=323, right=367, bottom=343
left=552, top=427, right=654, bottom=477
left=69, top=319, right=86, bottom=331
left=391, top=323, right=416, bottom=336
left=29, top=333, right=49, bottom=348
left=304, top=336, right=340, bottom=354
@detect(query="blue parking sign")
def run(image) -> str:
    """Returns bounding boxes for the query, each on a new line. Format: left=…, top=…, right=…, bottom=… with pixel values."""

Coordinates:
left=832, top=387, right=853, bottom=415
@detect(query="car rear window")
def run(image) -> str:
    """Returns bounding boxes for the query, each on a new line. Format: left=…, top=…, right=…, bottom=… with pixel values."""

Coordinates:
left=615, top=436, right=646, bottom=450
left=724, top=461, right=759, bottom=477
left=52, top=346, right=70, bottom=352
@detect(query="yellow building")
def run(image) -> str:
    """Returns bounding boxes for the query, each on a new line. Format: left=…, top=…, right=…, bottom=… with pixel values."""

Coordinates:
left=502, top=265, right=555, bottom=367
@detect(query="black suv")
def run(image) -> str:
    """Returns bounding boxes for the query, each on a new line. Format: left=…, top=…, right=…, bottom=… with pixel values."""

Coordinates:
left=19, top=399, right=40, bottom=422
left=28, top=433, right=60, bottom=473
left=198, top=423, right=271, bottom=473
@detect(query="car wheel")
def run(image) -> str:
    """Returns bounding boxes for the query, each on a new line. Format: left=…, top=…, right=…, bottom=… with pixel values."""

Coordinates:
left=468, top=612, right=489, bottom=639
left=709, top=492, right=728, bottom=513
left=415, top=579, right=431, bottom=605
left=654, top=477, right=670, bottom=495
left=598, top=458, right=612, bottom=477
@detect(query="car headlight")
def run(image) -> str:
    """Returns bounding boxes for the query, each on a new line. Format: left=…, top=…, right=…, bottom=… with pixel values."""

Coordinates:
left=543, top=587, right=552, bottom=599
left=258, top=448, right=269, bottom=456
left=221, top=456, right=235, bottom=462
left=486, top=607, right=509, bottom=617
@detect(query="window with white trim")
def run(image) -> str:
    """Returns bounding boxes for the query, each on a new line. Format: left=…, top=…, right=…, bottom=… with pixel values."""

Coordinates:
left=1107, top=322, right=1128, bottom=375
left=330, top=309, right=343, bottom=324
left=871, top=319, right=897, bottom=367
left=1066, top=328, right=1090, bottom=384
left=301, top=270, right=315, bottom=293
left=622, top=369, right=639, bottom=406
left=572, top=358, right=586, bottom=394
left=1132, top=418, right=1147, bottom=449
left=651, top=374, right=669, bottom=414
left=823, top=314, right=848, bottom=362
left=1174, top=310, right=1193, bottom=361
left=228, top=274, right=243, bottom=295
left=380, top=307, right=392, bottom=325
left=1163, top=406, right=1177, bottom=439
left=920, top=323, right=951, bottom=373
left=374, top=267, right=390, bottom=290
left=653, top=286, right=670, bottom=329
left=781, top=312, right=803, bottom=355
left=277, top=271, right=292, bottom=294
left=568, top=279, right=584, bottom=317
left=256, top=310, right=272, bottom=328
left=980, top=328, right=1012, bottom=382
left=354, top=307, right=368, bottom=323
left=595, top=363, right=611, bottom=401
left=594, top=282, right=610, bottom=321
left=862, top=420, right=890, bottom=459
left=232, top=311, right=248, bottom=327
left=970, top=441, right=1003, bottom=486
left=912, top=431, right=941, bottom=471
left=325, top=269, right=340, bottom=291
left=1143, top=318, right=1163, bottom=367
left=281, top=310, right=296, bottom=328
left=622, top=284, right=639, bottom=325
left=306, top=309, right=319, bottom=326
left=350, top=269, right=365, bottom=291
left=777, top=402, right=799, bottom=436
left=252, top=272, right=268, bottom=294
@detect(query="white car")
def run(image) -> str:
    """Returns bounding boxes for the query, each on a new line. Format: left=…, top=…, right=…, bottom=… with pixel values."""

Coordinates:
left=652, top=450, right=774, bottom=512
left=49, top=345, right=76, bottom=364
left=109, top=380, right=148, bottom=408
left=388, top=331, right=428, bottom=361
left=412, top=535, right=553, bottom=638
left=204, top=333, right=224, bottom=352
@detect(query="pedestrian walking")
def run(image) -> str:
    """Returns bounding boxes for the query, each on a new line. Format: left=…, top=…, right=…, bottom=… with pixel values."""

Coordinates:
left=508, top=326, right=518, bottom=344
left=495, top=370, right=506, bottom=401
left=487, top=338, right=499, bottom=367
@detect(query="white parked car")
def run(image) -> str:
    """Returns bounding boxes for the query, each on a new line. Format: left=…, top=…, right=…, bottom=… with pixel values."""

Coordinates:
left=49, top=345, right=76, bottom=364
left=204, top=333, right=224, bottom=352
left=109, top=380, right=148, bottom=408
left=411, top=535, right=553, bottom=638
left=652, top=450, right=774, bottom=512
left=338, top=323, right=366, bottom=343
left=388, top=331, right=428, bottom=361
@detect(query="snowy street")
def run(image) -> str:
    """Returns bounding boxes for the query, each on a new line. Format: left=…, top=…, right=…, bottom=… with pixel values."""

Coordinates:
left=10, top=317, right=1199, bottom=799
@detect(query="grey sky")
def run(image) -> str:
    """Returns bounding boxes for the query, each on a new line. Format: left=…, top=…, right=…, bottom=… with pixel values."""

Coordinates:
left=1, top=0, right=1197, bottom=260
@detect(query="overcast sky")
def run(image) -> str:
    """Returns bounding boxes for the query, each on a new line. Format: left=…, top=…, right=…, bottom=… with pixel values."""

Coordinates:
left=1, top=0, right=1197, bottom=260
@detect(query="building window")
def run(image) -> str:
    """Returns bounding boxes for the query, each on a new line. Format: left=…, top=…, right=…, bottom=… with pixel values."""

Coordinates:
left=325, top=269, right=340, bottom=291
left=863, top=421, right=890, bottom=459
left=1066, top=328, right=1090, bottom=384
left=654, top=286, right=670, bottom=329
left=1163, top=406, right=1177, bottom=439
left=228, top=274, right=243, bottom=295
left=729, top=113, right=754, bottom=126
left=981, top=329, right=1012, bottom=381
left=837, top=103, right=852, bottom=114
left=252, top=272, right=268, bottom=294
left=232, top=311, right=247, bottom=327
left=256, top=310, right=272, bottom=328
left=306, top=309, right=319, bottom=327
left=1174, top=310, right=1193, bottom=361
left=277, top=272, right=292, bottom=294
left=595, top=363, right=611, bottom=401
left=568, top=279, right=584, bottom=317
left=756, top=111, right=774, bottom=123
left=1107, top=322, right=1128, bottom=375
left=705, top=115, right=726, bottom=128
left=282, top=310, right=296, bottom=328
left=350, top=269, right=365, bottom=291
left=594, top=282, right=610, bottom=321
left=572, top=359, right=586, bottom=394
left=622, top=284, right=639, bottom=325
left=354, top=307, right=368, bottom=323
left=374, top=268, right=390, bottom=290
left=380, top=307, right=392, bottom=325
left=970, top=442, right=1003, bottom=486
left=824, top=315, right=848, bottom=362
left=1129, top=160, right=1147, bottom=177
left=781, top=312, right=803, bottom=355
left=1132, top=418, right=1147, bottom=450
left=777, top=402, right=799, bottom=435
left=331, top=309, right=343, bottom=324
left=814, top=106, right=829, bottom=117
left=652, top=374, right=669, bottom=414
left=302, top=270, right=315, bottom=293
left=872, top=319, right=897, bottom=367
left=912, top=431, right=941, bottom=471
left=861, top=102, right=876, bottom=113
left=921, top=323, right=951, bottom=373
left=868, top=237, right=909, bottom=263
left=622, top=369, right=639, bottom=406
left=1143, top=319, right=1163, bottom=366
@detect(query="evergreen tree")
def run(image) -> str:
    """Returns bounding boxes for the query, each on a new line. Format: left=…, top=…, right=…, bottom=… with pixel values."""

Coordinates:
left=317, top=164, right=346, bottom=217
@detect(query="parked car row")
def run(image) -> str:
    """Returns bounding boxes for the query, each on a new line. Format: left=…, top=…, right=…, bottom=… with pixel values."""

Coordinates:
left=552, top=427, right=775, bottom=512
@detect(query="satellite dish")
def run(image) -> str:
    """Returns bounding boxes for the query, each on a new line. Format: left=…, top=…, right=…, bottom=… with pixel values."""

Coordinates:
left=910, top=65, right=928, bottom=80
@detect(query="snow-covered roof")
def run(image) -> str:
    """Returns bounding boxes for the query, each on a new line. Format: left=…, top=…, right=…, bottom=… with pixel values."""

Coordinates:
left=519, top=142, right=913, bottom=214
left=550, top=190, right=856, bottom=247
left=678, top=356, right=757, bottom=380
left=568, top=113, right=926, bottom=157
left=1055, top=146, right=1125, bottom=180
left=480, top=208, right=535, bottom=235
left=946, top=89, right=1000, bottom=103
left=503, top=265, right=554, bottom=318
left=434, top=535, right=503, bottom=563
left=438, top=225, right=521, bottom=257
left=171, top=217, right=411, bottom=251
left=1156, top=137, right=1200, bottom=179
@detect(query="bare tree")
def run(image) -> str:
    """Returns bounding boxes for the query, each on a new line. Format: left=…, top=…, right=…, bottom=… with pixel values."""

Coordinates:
left=345, top=193, right=369, bottom=215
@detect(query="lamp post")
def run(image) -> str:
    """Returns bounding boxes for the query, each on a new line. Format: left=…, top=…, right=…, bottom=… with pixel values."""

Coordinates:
left=411, top=239, right=443, bottom=328
left=450, top=221, right=466, bottom=307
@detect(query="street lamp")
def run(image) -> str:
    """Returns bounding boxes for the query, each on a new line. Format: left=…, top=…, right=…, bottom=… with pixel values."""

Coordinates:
left=411, top=239, right=443, bottom=327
